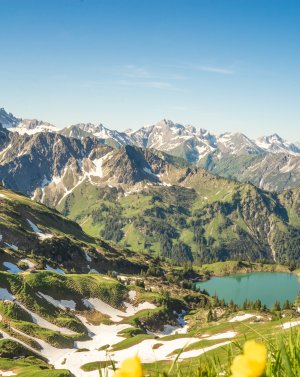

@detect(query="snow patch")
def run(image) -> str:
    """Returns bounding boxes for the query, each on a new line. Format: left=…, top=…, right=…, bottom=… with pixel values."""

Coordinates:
left=38, top=292, right=76, bottom=311
left=41, top=175, right=50, bottom=187
left=0, top=193, right=11, bottom=201
left=0, top=290, right=75, bottom=335
left=82, top=297, right=156, bottom=322
left=84, top=251, right=92, bottom=262
left=4, top=243, right=18, bottom=251
left=0, top=371, right=16, bottom=376
left=89, top=269, right=99, bottom=274
left=45, top=265, right=65, bottom=274
left=282, top=321, right=300, bottom=330
left=128, top=290, right=137, bottom=301
left=229, top=313, right=254, bottom=322
left=27, top=219, right=53, bottom=240
left=143, top=167, right=157, bottom=177
left=0, top=288, right=15, bottom=301
left=20, top=259, right=35, bottom=269
left=206, top=331, right=237, bottom=340
left=27, top=219, right=42, bottom=233
left=2, top=262, right=22, bottom=274
left=17, top=300, right=76, bottom=335
left=178, top=341, right=231, bottom=360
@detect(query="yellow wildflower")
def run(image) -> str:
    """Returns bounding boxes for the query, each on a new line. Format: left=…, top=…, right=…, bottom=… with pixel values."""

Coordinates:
left=114, top=355, right=143, bottom=377
left=231, top=340, right=267, bottom=377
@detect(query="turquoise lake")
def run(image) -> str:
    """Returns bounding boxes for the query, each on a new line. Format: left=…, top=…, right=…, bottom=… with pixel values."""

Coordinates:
left=196, top=272, right=300, bottom=308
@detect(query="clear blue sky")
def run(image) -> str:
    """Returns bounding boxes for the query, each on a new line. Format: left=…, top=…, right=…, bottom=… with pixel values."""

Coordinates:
left=0, top=0, right=299, bottom=141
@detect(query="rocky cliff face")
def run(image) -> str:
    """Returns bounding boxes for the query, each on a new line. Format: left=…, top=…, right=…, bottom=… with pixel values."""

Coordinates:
left=0, top=122, right=298, bottom=265
left=0, top=108, right=20, bottom=128
left=0, top=130, right=100, bottom=195
left=1, top=106, right=300, bottom=192
left=201, top=152, right=300, bottom=192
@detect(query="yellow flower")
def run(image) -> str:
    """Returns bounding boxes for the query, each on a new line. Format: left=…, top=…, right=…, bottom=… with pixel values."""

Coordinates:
left=114, top=355, right=143, bottom=377
left=231, top=340, right=267, bottom=377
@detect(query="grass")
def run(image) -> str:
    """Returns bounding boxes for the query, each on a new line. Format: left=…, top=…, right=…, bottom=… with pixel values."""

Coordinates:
left=24, top=271, right=127, bottom=307
left=0, top=186, right=93, bottom=244
left=0, top=270, right=130, bottom=339
left=0, top=339, right=41, bottom=359
left=80, top=360, right=116, bottom=372
left=83, top=310, right=111, bottom=325
left=193, top=260, right=290, bottom=277
left=138, top=328, right=300, bottom=376
left=0, top=357, right=74, bottom=377
left=0, top=322, right=42, bottom=350
left=11, top=320, right=80, bottom=348
left=79, top=329, right=300, bottom=377
left=112, top=334, right=155, bottom=351
left=0, top=300, right=86, bottom=348
left=52, top=171, right=300, bottom=269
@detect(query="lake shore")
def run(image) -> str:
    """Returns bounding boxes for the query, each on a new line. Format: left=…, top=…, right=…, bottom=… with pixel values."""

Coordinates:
left=193, top=261, right=294, bottom=281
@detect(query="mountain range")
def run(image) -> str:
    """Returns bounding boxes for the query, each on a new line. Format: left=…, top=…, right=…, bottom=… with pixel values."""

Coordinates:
left=0, top=107, right=299, bottom=377
left=0, top=112, right=299, bottom=265
left=1, top=107, right=300, bottom=192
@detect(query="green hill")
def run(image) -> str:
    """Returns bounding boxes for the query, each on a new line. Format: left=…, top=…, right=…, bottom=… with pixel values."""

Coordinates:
left=56, top=160, right=300, bottom=266
left=0, top=185, right=157, bottom=275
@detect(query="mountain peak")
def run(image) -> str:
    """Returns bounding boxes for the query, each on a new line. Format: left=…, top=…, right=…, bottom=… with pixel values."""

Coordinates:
left=156, top=119, right=175, bottom=128
left=256, top=133, right=300, bottom=155
left=0, top=107, right=20, bottom=128
left=9, top=118, right=58, bottom=136
left=262, top=133, right=284, bottom=143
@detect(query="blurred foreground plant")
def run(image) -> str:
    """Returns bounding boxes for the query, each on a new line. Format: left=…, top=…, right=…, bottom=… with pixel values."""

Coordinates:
left=230, top=340, right=267, bottom=377
left=108, top=329, right=299, bottom=377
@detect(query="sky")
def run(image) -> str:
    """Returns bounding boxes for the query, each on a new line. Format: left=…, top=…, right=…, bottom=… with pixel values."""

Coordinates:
left=0, top=0, right=300, bottom=141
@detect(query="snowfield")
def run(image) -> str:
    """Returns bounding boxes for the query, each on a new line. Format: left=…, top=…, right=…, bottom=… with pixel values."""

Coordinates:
left=229, top=313, right=255, bottom=322
left=38, top=292, right=77, bottom=311
left=282, top=321, right=300, bottom=330
left=82, top=297, right=156, bottom=322
left=0, top=288, right=235, bottom=377
left=0, top=371, right=16, bottom=376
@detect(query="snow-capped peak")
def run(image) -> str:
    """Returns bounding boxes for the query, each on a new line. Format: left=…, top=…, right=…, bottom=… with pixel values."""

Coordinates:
left=0, top=108, right=21, bottom=128
left=256, top=134, right=300, bottom=156
left=69, top=123, right=111, bottom=139
left=9, top=119, right=58, bottom=135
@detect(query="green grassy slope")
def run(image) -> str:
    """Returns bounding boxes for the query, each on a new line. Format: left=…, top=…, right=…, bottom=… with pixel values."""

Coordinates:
left=57, top=175, right=300, bottom=266
left=0, top=186, right=158, bottom=274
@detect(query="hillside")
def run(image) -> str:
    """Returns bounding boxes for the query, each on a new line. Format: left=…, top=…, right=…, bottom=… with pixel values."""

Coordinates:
left=48, top=146, right=300, bottom=266
left=0, top=185, right=155, bottom=275
left=199, top=152, right=300, bottom=192
left=1, top=266, right=300, bottom=377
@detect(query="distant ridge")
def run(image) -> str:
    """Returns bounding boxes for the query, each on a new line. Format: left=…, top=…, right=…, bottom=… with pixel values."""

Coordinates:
left=1, top=106, right=300, bottom=192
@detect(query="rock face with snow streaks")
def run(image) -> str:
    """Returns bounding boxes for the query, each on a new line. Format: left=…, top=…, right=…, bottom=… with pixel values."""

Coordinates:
left=1, top=106, right=300, bottom=191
